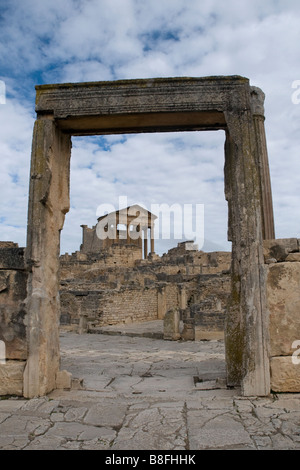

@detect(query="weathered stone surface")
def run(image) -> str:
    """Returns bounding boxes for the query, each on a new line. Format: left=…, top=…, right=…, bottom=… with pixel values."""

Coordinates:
left=113, top=405, right=186, bottom=450
left=266, top=262, right=300, bottom=356
left=1, top=333, right=300, bottom=450
left=265, top=257, right=277, bottom=264
left=263, top=238, right=299, bottom=262
left=270, top=357, right=300, bottom=392
left=24, top=118, right=72, bottom=398
left=0, top=245, right=25, bottom=270
left=188, top=409, right=254, bottom=449
left=285, top=253, right=300, bottom=262
left=0, top=361, right=26, bottom=396
left=56, top=370, right=72, bottom=390
left=163, top=307, right=181, bottom=340
left=84, top=403, right=128, bottom=428
left=23, top=76, right=273, bottom=398
left=60, top=243, right=231, bottom=331
left=0, top=252, right=28, bottom=361
left=181, top=319, right=195, bottom=341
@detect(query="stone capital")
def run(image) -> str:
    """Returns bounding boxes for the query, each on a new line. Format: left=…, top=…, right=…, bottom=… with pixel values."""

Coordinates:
left=250, top=86, right=265, bottom=116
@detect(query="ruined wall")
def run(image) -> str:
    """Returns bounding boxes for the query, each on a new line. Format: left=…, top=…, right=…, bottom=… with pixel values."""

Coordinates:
left=264, top=238, right=300, bottom=392
left=60, top=244, right=142, bottom=277
left=80, top=224, right=143, bottom=254
left=1, top=237, right=300, bottom=395
left=98, top=286, right=158, bottom=326
left=0, top=243, right=27, bottom=395
left=59, top=243, right=232, bottom=335
left=60, top=285, right=158, bottom=329
left=188, top=273, right=231, bottom=340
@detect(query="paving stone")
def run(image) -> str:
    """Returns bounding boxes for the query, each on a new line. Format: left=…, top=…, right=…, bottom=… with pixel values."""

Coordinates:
left=84, top=402, right=128, bottom=428
left=187, top=410, right=255, bottom=450
left=19, top=397, right=59, bottom=416
left=0, top=414, right=51, bottom=449
left=0, top=331, right=300, bottom=450
left=0, top=411, right=10, bottom=424
left=112, top=405, right=187, bottom=450
left=64, top=407, right=88, bottom=422
left=0, top=399, right=27, bottom=412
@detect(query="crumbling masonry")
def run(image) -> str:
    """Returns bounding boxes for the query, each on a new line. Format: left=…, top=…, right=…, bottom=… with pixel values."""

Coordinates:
left=59, top=236, right=232, bottom=339
left=0, top=76, right=299, bottom=398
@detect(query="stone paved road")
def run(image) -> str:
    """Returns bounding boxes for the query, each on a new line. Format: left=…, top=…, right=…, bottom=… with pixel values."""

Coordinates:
left=0, top=329, right=300, bottom=450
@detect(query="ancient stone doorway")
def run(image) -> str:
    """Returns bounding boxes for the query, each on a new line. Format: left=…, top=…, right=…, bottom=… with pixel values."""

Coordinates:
left=24, top=76, right=274, bottom=398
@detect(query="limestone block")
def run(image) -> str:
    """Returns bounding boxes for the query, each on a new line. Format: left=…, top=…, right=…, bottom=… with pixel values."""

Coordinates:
left=285, top=253, right=300, bottom=262
left=266, top=262, right=300, bottom=356
left=270, top=357, right=300, bottom=392
left=56, top=370, right=72, bottom=389
left=163, top=307, right=181, bottom=341
left=0, top=246, right=25, bottom=270
left=0, top=269, right=28, bottom=359
left=181, top=319, right=195, bottom=341
left=0, top=361, right=26, bottom=396
left=263, top=238, right=298, bottom=262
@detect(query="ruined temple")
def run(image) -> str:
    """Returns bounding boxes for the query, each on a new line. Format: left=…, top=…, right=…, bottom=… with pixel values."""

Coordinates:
left=80, top=204, right=157, bottom=259
left=59, top=212, right=232, bottom=339
left=0, top=76, right=299, bottom=398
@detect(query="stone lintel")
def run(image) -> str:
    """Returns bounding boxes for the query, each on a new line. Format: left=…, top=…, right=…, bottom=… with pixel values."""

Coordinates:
left=35, top=76, right=251, bottom=135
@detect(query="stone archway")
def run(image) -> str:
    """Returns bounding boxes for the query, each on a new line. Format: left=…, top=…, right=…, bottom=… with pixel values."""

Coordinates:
left=24, top=76, right=274, bottom=398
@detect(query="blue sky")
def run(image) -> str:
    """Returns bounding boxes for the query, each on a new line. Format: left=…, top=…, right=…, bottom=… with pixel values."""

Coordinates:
left=0, top=0, right=300, bottom=255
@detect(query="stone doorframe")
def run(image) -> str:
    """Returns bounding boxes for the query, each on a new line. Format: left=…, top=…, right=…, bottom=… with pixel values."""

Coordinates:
left=24, top=76, right=275, bottom=398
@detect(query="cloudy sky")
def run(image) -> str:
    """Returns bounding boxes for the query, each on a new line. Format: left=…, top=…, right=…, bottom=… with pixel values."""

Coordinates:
left=0, top=0, right=299, bottom=256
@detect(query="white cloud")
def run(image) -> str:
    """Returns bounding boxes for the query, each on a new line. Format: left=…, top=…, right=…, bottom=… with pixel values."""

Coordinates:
left=61, top=131, right=229, bottom=255
left=0, top=0, right=300, bottom=254
left=0, top=97, right=34, bottom=245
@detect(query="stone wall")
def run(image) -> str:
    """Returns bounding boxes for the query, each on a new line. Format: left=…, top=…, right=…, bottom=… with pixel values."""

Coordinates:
left=188, top=273, right=231, bottom=341
left=1, top=236, right=300, bottom=395
left=59, top=242, right=232, bottom=336
left=264, top=238, right=300, bottom=392
left=0, top=242, right=28, bottom=396
left=60, top=244, right=142, bottom=276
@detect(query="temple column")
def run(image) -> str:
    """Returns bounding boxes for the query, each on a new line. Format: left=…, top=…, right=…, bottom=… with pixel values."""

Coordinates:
left=250, top=87, right=275, bottom=240
left=224, top=105, right=270, bottom=397
left=150, top=224, right=155, bottom=253
left=143, top=228, right=148, bottom=259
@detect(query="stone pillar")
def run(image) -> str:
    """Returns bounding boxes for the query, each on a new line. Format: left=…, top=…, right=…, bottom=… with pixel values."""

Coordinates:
left=181, top=318, right=195, bottom=341
left=224, top=105, right=270, bottom=396
left=178, top=284, right=187, bottom=310
left=24, top=117, right=71, bottom=398
left=150, top=225, right=155, bottom=254
left=163, top=307, right=181, bottom=341
left=143, top=228, right=148, bottom=259
left=250, top=87, right=275, bottom=240
left=157, top=284, right=167, bottom=319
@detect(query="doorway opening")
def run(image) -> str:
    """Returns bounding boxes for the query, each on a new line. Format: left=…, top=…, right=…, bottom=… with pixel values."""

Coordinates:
left=58, top=129, right=231, bottom=391
left=24, top=77, right=272, bottom=398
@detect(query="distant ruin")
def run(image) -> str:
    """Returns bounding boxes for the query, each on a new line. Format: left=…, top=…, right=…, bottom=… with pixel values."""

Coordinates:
left=0, top=76, right=299, bottom=398
left=59, top=210, right=232, bottom=339
left=80, top=204, right=157, bottom=259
